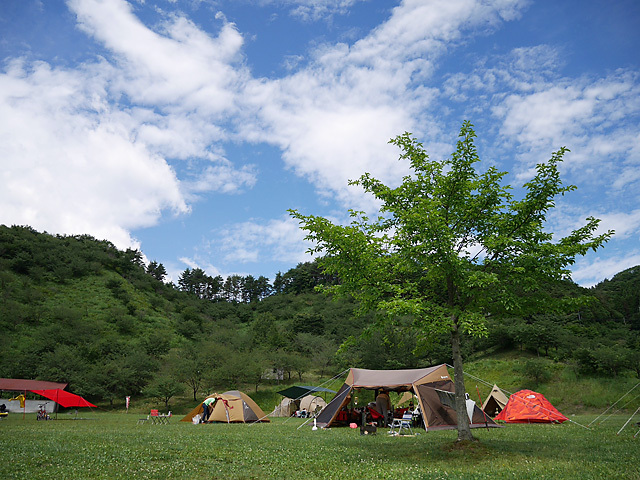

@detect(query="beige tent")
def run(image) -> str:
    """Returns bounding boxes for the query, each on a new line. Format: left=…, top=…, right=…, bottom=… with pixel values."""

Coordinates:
left=482, top=384, right=509, bottom=417
left=300, top=395, right=326, bottom=414
left=271, top=397, right=298, bottom=417
left=316, top=364, right=499, bottom=431
left=181, top=390, right=269, bottom=423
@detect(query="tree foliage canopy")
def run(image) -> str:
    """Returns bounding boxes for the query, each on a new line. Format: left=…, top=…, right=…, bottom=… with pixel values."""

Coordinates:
left=292, top=122, right=613, bottom=334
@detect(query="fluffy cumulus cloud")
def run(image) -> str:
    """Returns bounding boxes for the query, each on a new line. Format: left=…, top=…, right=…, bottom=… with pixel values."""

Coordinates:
left=495, top=72, right=640, bottom=174
left=0, top=0, right=257, bottom=250
left=0, top=58, right=187, bottom=249
left=68, top=0, right=246, bottom=112
left=241, top=0, right=529, bottom=211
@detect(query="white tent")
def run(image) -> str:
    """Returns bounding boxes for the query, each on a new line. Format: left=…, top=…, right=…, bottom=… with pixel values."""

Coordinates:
left=300, top=395, right=326, bottom=414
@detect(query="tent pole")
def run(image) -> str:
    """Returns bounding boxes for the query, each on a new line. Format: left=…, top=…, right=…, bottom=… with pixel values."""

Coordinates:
left=590, top=381, right=640, bottom=427
left=617, top=406, right=640, bottom=436
left=475, top=385, right=490, bottom=431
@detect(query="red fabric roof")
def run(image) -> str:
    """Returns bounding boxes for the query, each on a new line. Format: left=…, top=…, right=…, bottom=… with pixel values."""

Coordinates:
left=29, top=389, right=96, bottom=408
left=0, top=378, right=68, bottom=392
left=494, top=389, right=568, bottom=423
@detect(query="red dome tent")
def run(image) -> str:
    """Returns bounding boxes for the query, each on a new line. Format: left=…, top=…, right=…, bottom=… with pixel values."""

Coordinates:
left=495, top=389, right=568, bottom=424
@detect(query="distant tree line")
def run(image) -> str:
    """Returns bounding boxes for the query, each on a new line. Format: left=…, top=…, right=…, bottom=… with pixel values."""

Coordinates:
left=175, top=260, right=338, bottom=303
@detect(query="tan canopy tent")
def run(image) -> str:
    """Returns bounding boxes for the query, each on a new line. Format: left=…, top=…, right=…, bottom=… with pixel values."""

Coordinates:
left=315, top=364, right=498, bottom=431
left=482, top=384, right=509, bottom=417
left=181, top=390, right=269, bottom=423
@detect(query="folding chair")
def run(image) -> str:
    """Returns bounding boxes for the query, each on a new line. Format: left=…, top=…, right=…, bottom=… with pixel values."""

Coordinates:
left=137, top=415, right=149, bottom=425
left=389, top=412, right=414, bottom=435
left=150, top=409, right=160, bottom=424
left=158, top=411, right=171, bottom=424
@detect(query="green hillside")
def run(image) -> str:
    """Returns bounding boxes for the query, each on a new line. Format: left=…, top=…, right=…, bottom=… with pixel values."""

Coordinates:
left=0, top=225, right=638, bottom=412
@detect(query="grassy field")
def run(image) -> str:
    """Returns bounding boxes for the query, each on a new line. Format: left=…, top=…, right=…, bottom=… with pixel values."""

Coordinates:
left=1, top=411, right=638, bottom=479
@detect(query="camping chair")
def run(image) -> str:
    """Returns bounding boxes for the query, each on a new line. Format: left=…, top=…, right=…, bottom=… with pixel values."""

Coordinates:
left=150, top=409, right=160, bottom=424
left=366, top=407, right=385, bottom=426
left=137, top=414, right=150, bottom=425
left=389, top=412, right=414, bottom=435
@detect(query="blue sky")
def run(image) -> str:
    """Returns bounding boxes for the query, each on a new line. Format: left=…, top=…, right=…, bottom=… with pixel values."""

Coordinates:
left=1, top=0, right=639, bottom=287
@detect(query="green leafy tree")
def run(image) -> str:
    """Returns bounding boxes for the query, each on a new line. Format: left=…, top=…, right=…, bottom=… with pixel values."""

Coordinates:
left=168, top=346, right=212, bottom=401
left=143, top=376, right=185, bottom=408
left=290, top=121, right=613, bottom=442
left=519, top=358, right=553, bottom=386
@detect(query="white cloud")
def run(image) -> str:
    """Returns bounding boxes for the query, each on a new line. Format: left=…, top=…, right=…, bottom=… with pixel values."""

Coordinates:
left=493, top=71, right=640, bottom=187
left=215, top=216, right=311, bottom=265
left=595, top=209, right=640, bottom=240
left=240, top=0, right=528, bottom=213
left=177, top=256, right=226, bottom=278
left=571, top=252, right=640, bottom=287
left=286, top=0, right=364, bottom=21
left=68, top=0, right=246, bottom=112
left=0, top=0, right=261, bottom=251
left=0, top=59, right=187, bottom=250
left=183, top=162, right=258, bottom=197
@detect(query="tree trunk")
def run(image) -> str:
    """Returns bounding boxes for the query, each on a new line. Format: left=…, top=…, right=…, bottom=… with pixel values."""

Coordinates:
left=451, top=318, right=475, bottom=442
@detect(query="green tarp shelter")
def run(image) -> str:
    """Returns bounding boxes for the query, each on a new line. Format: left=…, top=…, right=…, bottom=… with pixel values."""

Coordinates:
left=277, top=385, right=335, bottom=399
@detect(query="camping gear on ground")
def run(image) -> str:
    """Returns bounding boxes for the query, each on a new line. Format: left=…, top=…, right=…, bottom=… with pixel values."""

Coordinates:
left=482, top=384, right=509, bottom=417
left=181, top=390, right=269, bottom=423
left=315, top=364, right=499, bottom=431
left=495, top=389, right=568, bottom=423
left=36, top=403, right=51, bottom=420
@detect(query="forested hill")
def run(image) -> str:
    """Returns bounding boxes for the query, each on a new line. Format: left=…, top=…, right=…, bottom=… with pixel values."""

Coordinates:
left=0, top=225, right=638, bottom=405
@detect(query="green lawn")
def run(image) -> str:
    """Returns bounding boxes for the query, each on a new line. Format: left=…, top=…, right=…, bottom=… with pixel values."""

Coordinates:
left=1, top=412, right=638, bottom=479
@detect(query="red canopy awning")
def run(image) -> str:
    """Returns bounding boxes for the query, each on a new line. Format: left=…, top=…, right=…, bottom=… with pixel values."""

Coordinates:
left=29, top=389, right=96, bottom=408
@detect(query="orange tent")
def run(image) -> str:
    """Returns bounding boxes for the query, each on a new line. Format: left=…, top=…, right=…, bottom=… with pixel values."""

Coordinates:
left=495, top=389, right=568, bottom=423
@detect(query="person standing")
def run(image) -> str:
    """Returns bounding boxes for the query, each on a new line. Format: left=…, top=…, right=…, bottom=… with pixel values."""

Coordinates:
left=375, top=390, right=391, bottom=426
